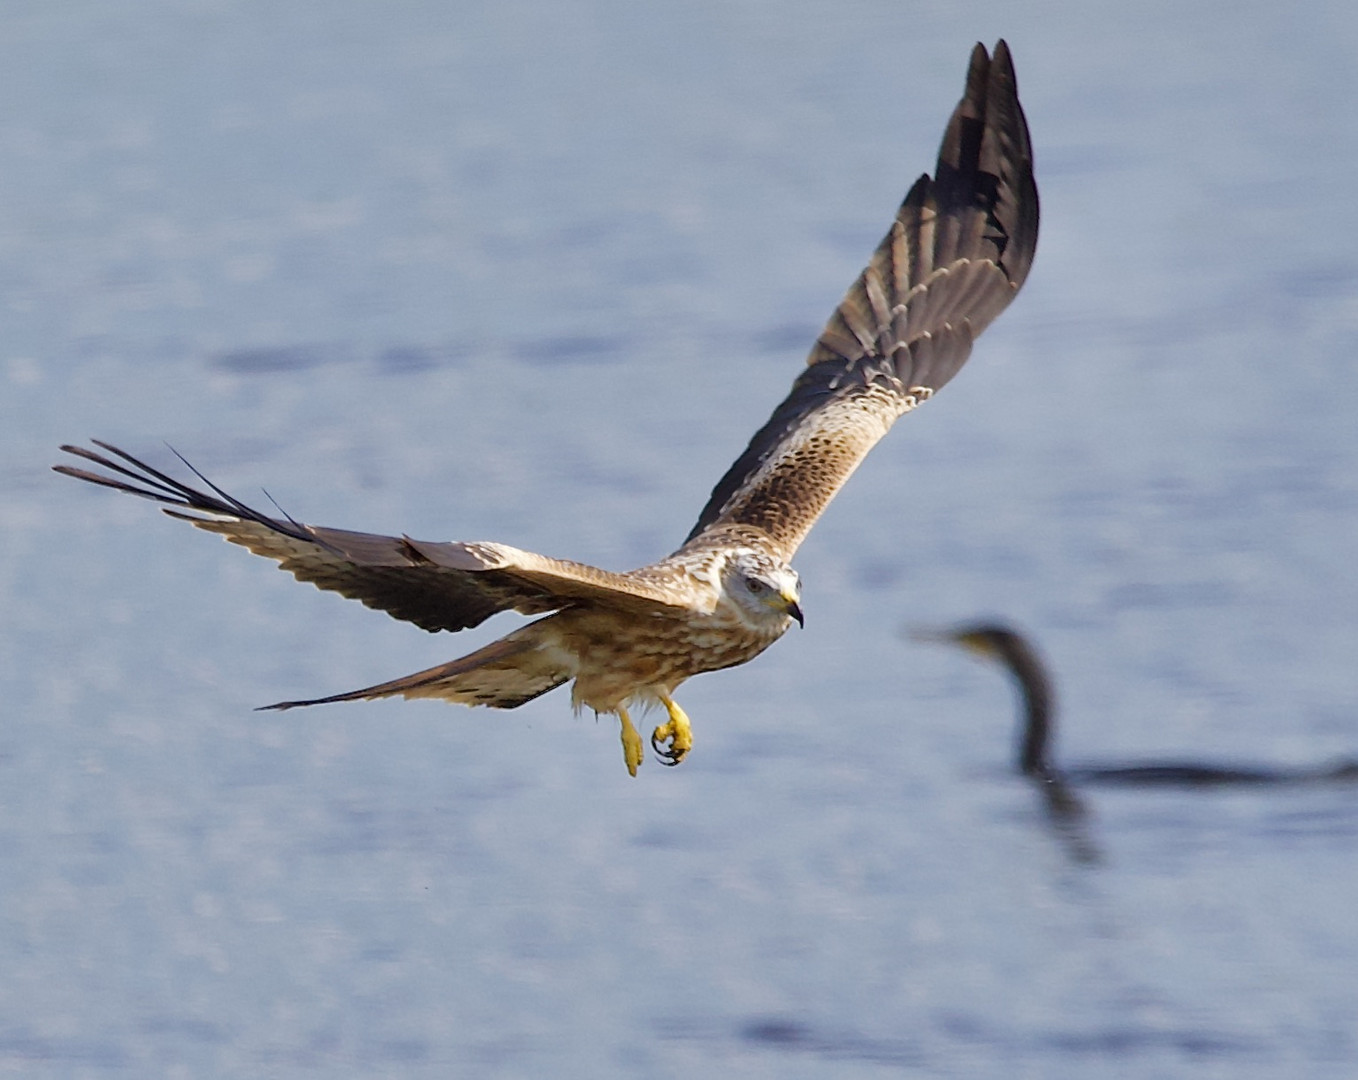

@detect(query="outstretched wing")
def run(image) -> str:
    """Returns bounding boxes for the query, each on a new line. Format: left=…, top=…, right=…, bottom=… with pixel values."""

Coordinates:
left=684, top=40, right=1038, bottom=560
left=54, top=441, right=692, bottom=632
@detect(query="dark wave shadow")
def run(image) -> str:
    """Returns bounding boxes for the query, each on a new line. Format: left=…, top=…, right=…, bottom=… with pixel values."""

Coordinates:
left=657, top=1015, right=926, bottom=1068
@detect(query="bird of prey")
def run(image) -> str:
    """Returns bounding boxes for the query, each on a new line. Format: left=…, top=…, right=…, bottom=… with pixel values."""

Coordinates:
left=56, top=41, right=1039, bottom=776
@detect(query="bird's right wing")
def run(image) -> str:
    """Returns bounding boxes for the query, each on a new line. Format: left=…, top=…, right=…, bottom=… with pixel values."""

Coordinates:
left=55, top=441, right=694, bottom=632
left=683, top=41, right=1038, bottom=561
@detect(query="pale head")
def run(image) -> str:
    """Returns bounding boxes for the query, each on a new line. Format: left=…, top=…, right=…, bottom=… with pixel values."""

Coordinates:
left=720, top=549, right=803, bottom=630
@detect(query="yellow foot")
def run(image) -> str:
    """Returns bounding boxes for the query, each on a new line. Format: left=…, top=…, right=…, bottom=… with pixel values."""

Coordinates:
left=618, top=708, right=644, bottom=777
left=650, top=694, right=693, bottom=768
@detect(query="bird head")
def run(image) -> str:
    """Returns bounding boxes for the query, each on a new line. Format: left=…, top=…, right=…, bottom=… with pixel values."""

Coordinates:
left=911, top=622, right=1021, bottom=662
left=912, top=622, right=1037, bottom=679
left=722, top=550, right=803, bottom=629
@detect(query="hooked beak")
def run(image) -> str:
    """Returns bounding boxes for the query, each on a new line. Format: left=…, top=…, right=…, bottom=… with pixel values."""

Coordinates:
left=784, top=596, right=804, bottom=628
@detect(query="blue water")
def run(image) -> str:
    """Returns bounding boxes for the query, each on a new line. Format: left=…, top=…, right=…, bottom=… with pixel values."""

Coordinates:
left=3, top=2, right=1357, bottom=1076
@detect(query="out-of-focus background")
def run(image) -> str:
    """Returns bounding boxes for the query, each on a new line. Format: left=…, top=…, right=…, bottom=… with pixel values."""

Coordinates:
left=3, top=2, right=1357, bottom=1076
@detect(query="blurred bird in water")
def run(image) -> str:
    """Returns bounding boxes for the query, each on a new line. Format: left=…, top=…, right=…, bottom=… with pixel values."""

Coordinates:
left=919, top=622, right=1358, bottom=785
left=915, top=622, right=1358, bottom=861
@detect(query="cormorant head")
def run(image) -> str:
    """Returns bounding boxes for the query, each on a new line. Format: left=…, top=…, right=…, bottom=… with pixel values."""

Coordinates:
left=946, top=623, right=1027, bottom=662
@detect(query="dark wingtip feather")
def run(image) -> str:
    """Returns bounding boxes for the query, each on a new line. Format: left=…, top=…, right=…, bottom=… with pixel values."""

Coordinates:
left=55, top=439, right=323, bottom=547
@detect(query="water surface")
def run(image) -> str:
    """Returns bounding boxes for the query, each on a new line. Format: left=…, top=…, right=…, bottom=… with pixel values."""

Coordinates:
left=3, top=2, right=1357, bottom=1076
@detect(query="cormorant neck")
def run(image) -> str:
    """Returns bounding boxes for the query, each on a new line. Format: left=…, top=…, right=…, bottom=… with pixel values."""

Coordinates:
left=1000, top=634, right=1054, bottom=777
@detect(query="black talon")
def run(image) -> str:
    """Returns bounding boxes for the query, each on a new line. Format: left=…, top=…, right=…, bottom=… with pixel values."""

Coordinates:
left=650, top=730, right=685, bottom=766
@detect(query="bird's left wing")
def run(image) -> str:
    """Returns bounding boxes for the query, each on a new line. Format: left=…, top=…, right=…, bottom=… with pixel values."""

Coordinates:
left=55, top=441, right=693, bottom=632
left=683, top=41, right=1038, bottom=561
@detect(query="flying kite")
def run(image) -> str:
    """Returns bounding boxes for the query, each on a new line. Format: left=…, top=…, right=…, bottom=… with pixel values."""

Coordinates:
left=57, top=41, right=1038, bottom=775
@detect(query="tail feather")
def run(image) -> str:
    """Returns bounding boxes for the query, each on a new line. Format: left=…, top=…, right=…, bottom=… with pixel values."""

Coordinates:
left=259, top=634, right=571, bottom=711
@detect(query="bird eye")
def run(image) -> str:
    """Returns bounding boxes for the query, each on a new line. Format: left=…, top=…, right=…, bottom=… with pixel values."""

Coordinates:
left=744, top=575, right=768, bottom=593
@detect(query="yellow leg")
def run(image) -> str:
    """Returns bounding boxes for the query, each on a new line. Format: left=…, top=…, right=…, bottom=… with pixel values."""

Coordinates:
left=618, top=707, right=644, bottom=777
left=650, top=693, right=693, bottom=767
